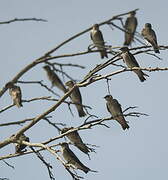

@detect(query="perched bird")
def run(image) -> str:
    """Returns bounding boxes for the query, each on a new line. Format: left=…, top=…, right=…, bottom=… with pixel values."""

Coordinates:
left=104, top=95, right=129, bottom=130
left=141, top=23, right=160, bottom=53
left=6, top=82, right=23, bottom=108
left=120, top=47, right=149, bottom=82
left=65, top=81, right=86, bottom=117
left=12, top=133, right=30, bottom=153
left=90, top=24, right=108, bottom=59
left=124, top=11, right=138, bottom=46
left=60, top=143, right=94, bottom=173
left=61, top=127, right=91, bottom=157
left=43, top=65, right=67, bottom=93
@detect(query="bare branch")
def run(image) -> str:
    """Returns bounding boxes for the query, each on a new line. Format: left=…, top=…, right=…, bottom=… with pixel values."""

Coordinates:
left=2, top=160, right=14, bottom=169
left=51, top=62, right=85, bottom=69
left=0, top=18, right=47, bottom=24
left=0, top=116, right=52, bottom=127
left=18, top=80, right=60, bottom=97
left=30, top=147, right=55, bottom=180
left=0, top=86, right=76, bottom=149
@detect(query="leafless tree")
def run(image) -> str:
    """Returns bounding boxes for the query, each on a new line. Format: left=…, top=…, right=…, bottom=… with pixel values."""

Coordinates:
left=0, top=9, right=167, bottom=180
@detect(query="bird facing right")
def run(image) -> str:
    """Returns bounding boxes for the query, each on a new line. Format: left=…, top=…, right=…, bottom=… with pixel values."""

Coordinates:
left=61, top=127, right=91, bottom=157
left=43, top=65, right=67, bottom=93
left=104, top=95, right=129, bottom=130
left=60, top=142, right=91, bottom=173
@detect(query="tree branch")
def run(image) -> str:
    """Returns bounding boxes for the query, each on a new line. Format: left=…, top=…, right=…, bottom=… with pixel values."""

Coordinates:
left=0, top=18, right=47, bottom=24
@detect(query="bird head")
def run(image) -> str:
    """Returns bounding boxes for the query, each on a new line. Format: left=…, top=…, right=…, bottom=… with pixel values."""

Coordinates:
left=120, top=46, right=129, bottom=52
left=61, top=127, right=73, bottom=134
left=130, top=11, right=136, bottom=16
left=145, top=23, right=152, bottom=29
left=5, top=82, right=14, bottom=89
left=43, top=65, right=51, bottom=71
left=60, top=142, right=69, bottom=149
left=92, top=24, right=99, bottom=30
left=104, top=95, right=113, bottom=101
left=65, top=80, right=74, bottom=87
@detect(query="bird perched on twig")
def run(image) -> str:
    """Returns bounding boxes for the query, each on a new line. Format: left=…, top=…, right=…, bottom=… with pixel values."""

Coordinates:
left=43, top=65, right=67, bottom=93
left=61, top=127, right=91, bottom=158
left=90, top=24, right=108, bottom=59
left=6, top=82, right=23, bottom=108
left=11, top=133, right=30, bottom=153
left=65, top=81, right=86, bottom=117
left=124, top=11, right=138, bottom=46
left=104, top=95, right=129, bottom=130
left=141, top=23, right=160, bottom=53
left=120, top=47, right=149, bottom=82
left=60, top=143, right=97, bottom=173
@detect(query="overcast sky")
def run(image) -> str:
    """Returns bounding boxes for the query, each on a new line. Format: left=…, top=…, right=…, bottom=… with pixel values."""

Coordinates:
left=1, top=1, right=168, bottom=180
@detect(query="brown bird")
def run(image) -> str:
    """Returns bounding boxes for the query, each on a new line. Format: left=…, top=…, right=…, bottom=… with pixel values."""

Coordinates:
left=141, top=23, right=160, bottom=53
left=61, top=127, right=91, bottom=157
left=6, top=82, right=23, bottom=108
left=104, top=95, right=129, bottom=130
left=90, top=24, right=108, bottom=59
left=124, top=11, right=138, bottom=46
left=120, top=47, right=149, bottom=82
left=43, top=65, right=67, bottom=93
left=65, top=81, right=86, bottom=117
left=60, top=143, right=96, bottom=173
left=11, top=133, right=30, bottom=153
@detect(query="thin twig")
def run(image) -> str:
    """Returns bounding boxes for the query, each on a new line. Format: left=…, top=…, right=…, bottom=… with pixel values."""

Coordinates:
left=0, top=18, right=47, bottom=24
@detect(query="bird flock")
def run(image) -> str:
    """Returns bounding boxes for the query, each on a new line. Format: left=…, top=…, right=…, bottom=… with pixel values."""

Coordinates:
left=5, top=10, right=160, bottom=174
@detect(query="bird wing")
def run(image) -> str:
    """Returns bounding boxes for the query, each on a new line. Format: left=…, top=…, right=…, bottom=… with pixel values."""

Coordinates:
left=91, top=30, right=105, bottom=45
left=151, top=29, right=158, bottom=45
left=66, top=147, right=87, bottom=167
left=127, top=51, right=140, bottom=67
left=72, top=87, right=82, bottom=103
left=113, top=99, right=123, bottom=113
left=125, top=17, right=137, bottom=33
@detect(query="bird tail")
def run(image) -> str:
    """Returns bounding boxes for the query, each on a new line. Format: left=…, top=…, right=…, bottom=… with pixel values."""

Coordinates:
left=139, top=75, right=146, bottom=82
left=135, top=70, right=149, bottom=82
left=90, top=169, right=98, bottom=173
left=76, top=105, right=86, bottom=117
left=82, top=167, right=98, bottom=174
left=154, top=47, right=160, bottom=54
left=122, top=123, right=130, bottom=130
left=100, top=50, right=108, bottom=59
left=124, top=33, right=133, bottom=46
left=116, top=116, right=129, bottom=130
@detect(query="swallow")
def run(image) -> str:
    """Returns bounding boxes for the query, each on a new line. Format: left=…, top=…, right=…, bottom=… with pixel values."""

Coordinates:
left=120, top=47, right=149, bottom=82
left=11, top=133, right=30, bottom=153
left=124, top=11, right=138, bottom=46
left=141, top=23, right=160, bottom=53
left=65, top=81, right=86, bottom=117
left=104, top=95, right=129, bottom=130
left=90, top=24, right=108, bottom=59
left=61, top=127, right=90, bottom=157
left=43, top=65, right=67, bottom=93
left=6, top=82, right=23, bottom=108
left=60, top=143, right=96, bottom=173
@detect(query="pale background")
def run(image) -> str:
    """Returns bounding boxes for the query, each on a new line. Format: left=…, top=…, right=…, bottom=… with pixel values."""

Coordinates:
left=1, top=0, right=168, bottom=180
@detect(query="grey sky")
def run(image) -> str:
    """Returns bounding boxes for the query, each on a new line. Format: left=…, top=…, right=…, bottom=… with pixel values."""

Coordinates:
left=1, top=0, right=168, bottom=180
